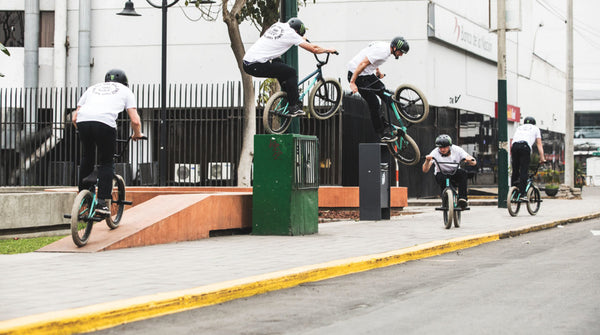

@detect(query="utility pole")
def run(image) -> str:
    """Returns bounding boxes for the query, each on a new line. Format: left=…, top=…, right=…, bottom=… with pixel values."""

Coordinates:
left=497, top=0, right=508, bottom=208
left=280, top=0, right=300, bottom=133
left=565, top=0, right=574, bottom=187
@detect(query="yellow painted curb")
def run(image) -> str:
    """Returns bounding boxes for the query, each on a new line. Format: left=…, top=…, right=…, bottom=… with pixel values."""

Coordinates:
left=0, top=233, right=499, bottom=335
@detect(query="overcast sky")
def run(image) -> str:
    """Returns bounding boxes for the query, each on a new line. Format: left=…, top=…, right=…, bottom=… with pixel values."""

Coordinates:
left=532, top=0, right=600, bottom=92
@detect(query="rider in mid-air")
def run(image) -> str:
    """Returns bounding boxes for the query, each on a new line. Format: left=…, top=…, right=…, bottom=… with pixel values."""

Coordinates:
left=422, top=134, right=477, bottom=209
left=243, top=18, right=337, bottom=117
left=347, top=36, right=410, bottom=142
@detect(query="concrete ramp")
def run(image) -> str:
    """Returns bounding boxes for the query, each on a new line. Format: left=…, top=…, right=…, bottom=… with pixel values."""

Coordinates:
left=37, top=193, right=252, bottom=253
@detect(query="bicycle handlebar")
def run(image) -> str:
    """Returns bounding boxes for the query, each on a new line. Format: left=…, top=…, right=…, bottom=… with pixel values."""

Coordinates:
left=429, top=157, right=476, bottom=176
left=114, top=135, right=148, bottom=159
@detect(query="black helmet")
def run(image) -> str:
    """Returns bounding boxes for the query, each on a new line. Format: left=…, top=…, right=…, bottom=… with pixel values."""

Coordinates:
left=524, top=116, right=536, bottom=125
left=287, top=18, right=306, bottom=37
left=105, top=69, right=128, bottom=87
left=435, top=134, right=452, bottom=147
left=391, top=36, right=409, bottom=58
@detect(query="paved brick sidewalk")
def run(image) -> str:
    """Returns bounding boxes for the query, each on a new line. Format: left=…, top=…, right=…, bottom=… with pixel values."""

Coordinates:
left=0, top=187, right=599, bottom=325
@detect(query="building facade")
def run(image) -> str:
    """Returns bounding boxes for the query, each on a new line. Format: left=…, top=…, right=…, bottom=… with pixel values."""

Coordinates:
left=0, top=0, right=568, bottom=192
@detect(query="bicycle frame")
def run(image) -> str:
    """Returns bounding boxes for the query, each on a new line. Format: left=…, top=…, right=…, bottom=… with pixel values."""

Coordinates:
left=514, top=162, right=542, bottom=200
left=274, top=53, right=331, bottom=113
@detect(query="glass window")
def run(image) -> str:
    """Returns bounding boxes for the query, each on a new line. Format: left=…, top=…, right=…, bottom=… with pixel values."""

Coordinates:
left=0, top=11, right=24, bottom=47
left=0, top=11, right=54, bottom=48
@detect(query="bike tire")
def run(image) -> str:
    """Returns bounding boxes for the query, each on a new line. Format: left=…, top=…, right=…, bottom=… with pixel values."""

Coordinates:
left=387, top=133, right=420, bottom=166
left=308, top=78, right=342, bottom=120
left=526, top=186, right=541, bottom=215
left=106, top=175, right=126, bottom=229
left=507, top=186, right=521, bottom=217
left=393, top=84, right=429, bottom=124
left=263, top=91, right=292, bottom=134
left=442, top=188, right=454, bottom=229
left=453, top=202, right=461, bottom=228
left=71, top=190, right=94, bottom=247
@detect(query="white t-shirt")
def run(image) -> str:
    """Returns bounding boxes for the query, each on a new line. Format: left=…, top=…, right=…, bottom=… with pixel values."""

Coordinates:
left=428, top=145, right=470, bottom=174
left=347, top=41, right=392, bottom=76
left=512, top=124, right=541, bottom=149
left=243, top=22, right=305, bottom=63
left=76, top=82, right=137, bottom=129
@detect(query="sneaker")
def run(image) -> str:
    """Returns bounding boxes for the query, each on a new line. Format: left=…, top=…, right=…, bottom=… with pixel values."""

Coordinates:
left=458, top=198, right=468, bottom=209
left=288, top=103, right=305, bottom=117
left=520, top=196, right=528, bottom=202
left=95, top=199, right=111, bottom=216
left=380, top=131, right=398, bottom=143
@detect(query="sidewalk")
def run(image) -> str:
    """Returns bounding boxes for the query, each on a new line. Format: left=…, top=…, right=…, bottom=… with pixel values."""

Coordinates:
left=1, top=187, right=600, bottom=333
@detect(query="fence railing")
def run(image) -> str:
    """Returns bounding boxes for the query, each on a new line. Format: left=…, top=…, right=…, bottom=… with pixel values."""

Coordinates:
left=0, top=82, right=343, bottom=187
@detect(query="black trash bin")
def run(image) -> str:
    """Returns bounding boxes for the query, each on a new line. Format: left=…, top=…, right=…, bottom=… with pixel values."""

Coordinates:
left=359, top=143, right=391, bottom=220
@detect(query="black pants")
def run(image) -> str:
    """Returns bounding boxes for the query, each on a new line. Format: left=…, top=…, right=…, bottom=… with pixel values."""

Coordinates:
left=511, top=141, right=531, bottom=195
left=77, top=121, right=116, bottom=200
left=347, top=71, right=387, bottom=134
left=435, top=169, right=468, bottom=200
left=243, top=59, right=299, bottom=105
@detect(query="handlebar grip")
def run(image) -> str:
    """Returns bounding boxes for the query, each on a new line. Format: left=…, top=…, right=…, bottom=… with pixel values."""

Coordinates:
left=333, top=51, right=339, bottom=55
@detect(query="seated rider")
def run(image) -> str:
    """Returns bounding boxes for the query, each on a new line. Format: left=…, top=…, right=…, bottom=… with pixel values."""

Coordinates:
left=422, top=134, right=477, bottom=209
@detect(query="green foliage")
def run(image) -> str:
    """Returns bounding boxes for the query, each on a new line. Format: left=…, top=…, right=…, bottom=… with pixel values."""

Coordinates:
left=239, top=0, right=314, bottom=34
left=542, top=169, right=560, bottom=185
left=257, top=78, right=280, bottom=106
left=0, top=235, right=65, bottom=254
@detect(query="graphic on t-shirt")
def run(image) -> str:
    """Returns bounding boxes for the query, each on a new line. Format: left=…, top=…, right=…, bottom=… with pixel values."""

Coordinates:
left=264, top=25, right=284, bottom=40
left=92, top=83, right=119, bottom=96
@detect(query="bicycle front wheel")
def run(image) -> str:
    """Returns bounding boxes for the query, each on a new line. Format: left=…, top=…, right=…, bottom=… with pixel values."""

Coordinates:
left=71, top=190, right=94, bottom=247
left=263, top=91, right=292, bottom=134
left=442, top=188, right=454, bottom=229
left=387, top=133, right=420, bottom=166
left=453, top=201, right=461, bottom=228
left=526, top=186, right=541, bottom=215
left=308, top=78, right=342, bottom=120
left=106, top=175, right=126, bottom=229
left=507, top=186, right=521, bottom=217
left=393, top=84, right=429, bottom=124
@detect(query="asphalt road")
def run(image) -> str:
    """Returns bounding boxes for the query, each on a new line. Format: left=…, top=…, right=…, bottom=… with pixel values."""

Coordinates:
left=94, top=219, right=600, bottom=335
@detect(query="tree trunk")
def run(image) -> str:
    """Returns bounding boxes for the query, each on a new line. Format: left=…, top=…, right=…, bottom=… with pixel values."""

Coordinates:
left=223, top=1, right=255, bottom=187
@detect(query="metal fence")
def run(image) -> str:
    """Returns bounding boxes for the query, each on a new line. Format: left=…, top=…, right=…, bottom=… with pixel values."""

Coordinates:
left=0, top=82, right=343, bottom=187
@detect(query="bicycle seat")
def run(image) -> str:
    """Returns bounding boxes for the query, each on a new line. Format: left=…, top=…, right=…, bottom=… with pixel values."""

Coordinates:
left=82, top=169, right=98, bottom=186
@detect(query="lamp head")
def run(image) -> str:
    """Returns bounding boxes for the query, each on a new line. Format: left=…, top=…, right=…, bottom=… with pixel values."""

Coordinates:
left=117, top=1, right=141, bottom=16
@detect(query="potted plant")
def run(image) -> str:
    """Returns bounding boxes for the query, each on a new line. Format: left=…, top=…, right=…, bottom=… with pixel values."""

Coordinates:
left=543, top=169, right=560, bottom=196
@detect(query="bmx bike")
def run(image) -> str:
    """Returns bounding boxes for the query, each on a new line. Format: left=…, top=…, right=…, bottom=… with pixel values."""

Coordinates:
left=357, top=79, right=429, bottom=166
left=263, top=51, right=342, bottom=134
left=507, top=162, right=545, bottom=216
left=431, top=158, right=475, bottom=229
left=65, top=135, right=146, bottom=247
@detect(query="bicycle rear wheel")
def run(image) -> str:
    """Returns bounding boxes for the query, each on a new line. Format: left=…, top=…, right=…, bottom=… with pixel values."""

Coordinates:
left=526, top=186, right=541, bottom=215
left=263, top=91, right=292, bottom=134
left=308, top=78, right=342, bottom=120
left=387, top=133, right=420, bottom=166
left=507, top=186, right=521, bottom=217
left=106, top=175, right=126, bottom=229
left=442, top=188, right=454, bottom=229
left=71, top=190, right=94, bottom=247
left=393, top=84, right=429, bottom=124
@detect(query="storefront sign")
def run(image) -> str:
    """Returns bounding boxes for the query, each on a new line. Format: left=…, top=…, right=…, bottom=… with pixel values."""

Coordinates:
left=495, top=102, right=521, bottom=122
left=428, top=3, right=498, bottom=62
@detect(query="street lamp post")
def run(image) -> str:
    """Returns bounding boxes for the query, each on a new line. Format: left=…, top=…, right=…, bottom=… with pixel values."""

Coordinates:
left=117, top=0, right=213, bottom=186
